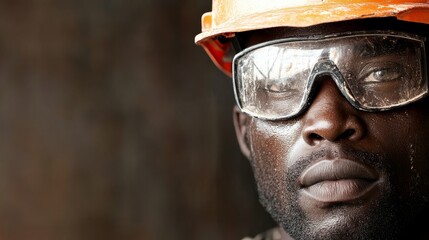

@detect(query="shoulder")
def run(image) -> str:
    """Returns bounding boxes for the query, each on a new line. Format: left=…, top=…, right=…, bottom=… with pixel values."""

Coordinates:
left=242, top=227, right=283, bottom=240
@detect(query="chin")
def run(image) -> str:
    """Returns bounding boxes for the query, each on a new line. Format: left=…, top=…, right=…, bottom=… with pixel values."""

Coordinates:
left=261, top=187, right=404, bottom=240
left=270, top=192, right=428, bottom=240
left=279, top=208, right=401, bottom=240
left=301, top=205, right=399, bottom=240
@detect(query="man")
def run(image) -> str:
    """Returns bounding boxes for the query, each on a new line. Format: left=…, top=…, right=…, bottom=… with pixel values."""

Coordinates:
left=195, top=1, right=429, bottom=239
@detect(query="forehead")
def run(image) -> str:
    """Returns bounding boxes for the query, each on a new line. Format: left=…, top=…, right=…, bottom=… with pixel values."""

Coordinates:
left=237, top=18, right=429, bottom=48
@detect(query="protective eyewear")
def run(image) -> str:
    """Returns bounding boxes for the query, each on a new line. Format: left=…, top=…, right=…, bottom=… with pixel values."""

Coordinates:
left=232, top=31, right=428, bottom=120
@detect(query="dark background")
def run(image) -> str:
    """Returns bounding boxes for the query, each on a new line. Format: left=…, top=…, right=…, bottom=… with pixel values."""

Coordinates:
left=0, top=0, right=275, bottom=239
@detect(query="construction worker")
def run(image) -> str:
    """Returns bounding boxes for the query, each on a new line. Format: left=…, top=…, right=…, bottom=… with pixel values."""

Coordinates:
left=195, top=1, right=429, bottom=239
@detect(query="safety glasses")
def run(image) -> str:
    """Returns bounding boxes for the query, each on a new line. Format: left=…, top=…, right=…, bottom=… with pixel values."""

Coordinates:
left=232, top=31, right=428, bottom=120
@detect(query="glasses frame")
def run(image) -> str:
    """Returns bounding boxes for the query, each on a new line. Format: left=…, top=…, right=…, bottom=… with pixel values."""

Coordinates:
left=232, top=30, right=428, bottom=120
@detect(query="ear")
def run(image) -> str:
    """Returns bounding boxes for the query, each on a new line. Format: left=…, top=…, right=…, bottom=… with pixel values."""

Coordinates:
left=233, top=105, right=252, bottom=160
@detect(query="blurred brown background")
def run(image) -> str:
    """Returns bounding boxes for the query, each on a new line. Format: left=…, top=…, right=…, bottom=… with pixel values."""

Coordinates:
left=0, top=0, right=275, bottom=239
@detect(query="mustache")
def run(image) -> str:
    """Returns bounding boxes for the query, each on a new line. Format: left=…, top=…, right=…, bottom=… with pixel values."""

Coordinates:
left=285, top=147, right=390, bottom=191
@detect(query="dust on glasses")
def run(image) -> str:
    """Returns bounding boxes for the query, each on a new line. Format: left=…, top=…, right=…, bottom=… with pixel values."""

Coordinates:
left=232, top=31, right=428, bottom=120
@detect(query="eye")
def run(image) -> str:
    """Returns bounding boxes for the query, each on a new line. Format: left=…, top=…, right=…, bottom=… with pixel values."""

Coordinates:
left=261, top=78, right=301, bottom=98
left=364, top=68, right=401, bottom=83
left=265, top=78, right=301, bottom=92
left=361, top=62, right=404, bottom=84
left=266, top=81, right=287, bottom=92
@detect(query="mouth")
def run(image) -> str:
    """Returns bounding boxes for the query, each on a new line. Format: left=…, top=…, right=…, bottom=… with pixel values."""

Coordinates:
left=299, top=159, right=379, bottom=203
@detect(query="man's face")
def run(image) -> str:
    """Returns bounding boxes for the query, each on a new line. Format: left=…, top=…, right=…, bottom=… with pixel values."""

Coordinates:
left=233, top=20, right=429, bottom=240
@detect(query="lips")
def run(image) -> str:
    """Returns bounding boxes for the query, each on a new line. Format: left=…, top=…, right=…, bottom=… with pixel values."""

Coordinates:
left=299, top=159, right=379, bottom=203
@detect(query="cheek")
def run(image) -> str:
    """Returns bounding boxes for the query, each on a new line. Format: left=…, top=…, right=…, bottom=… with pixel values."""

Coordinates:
left=368, top=109, right=429, bottom=195
left=400, top=111, right=429, bottom=191
left=247, top=118, right=301, bottom=195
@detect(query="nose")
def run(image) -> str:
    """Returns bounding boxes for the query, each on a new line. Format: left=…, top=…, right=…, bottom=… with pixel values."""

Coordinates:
left=302, top=77, right=366, bottom=146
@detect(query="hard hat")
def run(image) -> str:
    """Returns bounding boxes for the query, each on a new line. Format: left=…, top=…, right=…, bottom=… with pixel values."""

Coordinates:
left=195, top=0, right=429, bottom=76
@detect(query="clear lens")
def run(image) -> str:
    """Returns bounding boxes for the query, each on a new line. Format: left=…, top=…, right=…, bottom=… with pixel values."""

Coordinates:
left=235, top=45, right=315, bottom=119
left=233, top=32, right=427, bottom=120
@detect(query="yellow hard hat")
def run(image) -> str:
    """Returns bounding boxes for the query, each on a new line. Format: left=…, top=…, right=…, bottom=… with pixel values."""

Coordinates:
left=195, top=0, right=429, bottom=76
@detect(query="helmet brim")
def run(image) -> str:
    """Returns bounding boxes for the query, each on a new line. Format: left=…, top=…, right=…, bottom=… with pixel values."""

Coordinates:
left=195, top=2, right=429, bottom=44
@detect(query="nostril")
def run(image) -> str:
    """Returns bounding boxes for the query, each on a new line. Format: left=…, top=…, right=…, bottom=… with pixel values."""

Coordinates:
left=338, top=129, right=355, bottom=140
left=309, top=133, right=323, bottom=140
left=306, top=128, right=357, bottom=144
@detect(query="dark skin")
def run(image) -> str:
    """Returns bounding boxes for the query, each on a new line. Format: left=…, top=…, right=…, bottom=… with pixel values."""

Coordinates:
left=233, top=19, right=429, bottom=240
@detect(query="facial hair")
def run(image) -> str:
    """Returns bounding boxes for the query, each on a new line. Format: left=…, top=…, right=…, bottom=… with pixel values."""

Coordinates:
left=252, top=147, right=428, bottom=240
